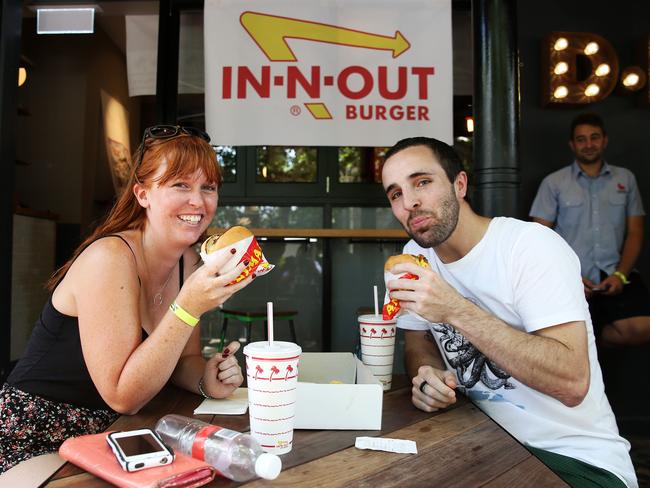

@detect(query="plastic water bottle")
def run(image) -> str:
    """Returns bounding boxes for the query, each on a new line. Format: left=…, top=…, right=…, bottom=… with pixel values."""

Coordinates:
left=155, top=414, right=281, bottom=481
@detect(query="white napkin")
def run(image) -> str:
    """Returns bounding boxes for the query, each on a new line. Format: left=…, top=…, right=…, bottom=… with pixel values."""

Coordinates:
left=355, top=436, right=418, bottom=454
left=193, top=388, right=249, bottom=415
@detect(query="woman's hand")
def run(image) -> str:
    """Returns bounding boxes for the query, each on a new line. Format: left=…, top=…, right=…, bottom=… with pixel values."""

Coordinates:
left=176, top=249, right=253, bottom=318
left=202, top=341, right=244, bottom=398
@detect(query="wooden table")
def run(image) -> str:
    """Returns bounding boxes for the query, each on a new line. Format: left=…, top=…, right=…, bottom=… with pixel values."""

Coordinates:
left=46, top=376, right=566, bottom=487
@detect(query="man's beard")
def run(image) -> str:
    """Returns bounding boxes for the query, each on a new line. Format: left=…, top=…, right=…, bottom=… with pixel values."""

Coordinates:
left=575, top=148, right=603, bottom=165
left=405, top=186, right=460, bottom=248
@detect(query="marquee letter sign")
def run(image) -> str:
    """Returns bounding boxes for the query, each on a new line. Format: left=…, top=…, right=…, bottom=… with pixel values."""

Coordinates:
left=541, top=32, right=619, bottom=106
left=542, top=32, right=650, bottom=106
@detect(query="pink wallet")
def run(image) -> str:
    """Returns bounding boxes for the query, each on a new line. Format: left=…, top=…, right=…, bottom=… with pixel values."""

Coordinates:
left=59, top=432, right=216, bottom=488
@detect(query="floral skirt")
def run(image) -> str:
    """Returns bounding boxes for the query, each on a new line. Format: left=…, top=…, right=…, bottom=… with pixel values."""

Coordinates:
left=0, top=383, right=118, bottom=474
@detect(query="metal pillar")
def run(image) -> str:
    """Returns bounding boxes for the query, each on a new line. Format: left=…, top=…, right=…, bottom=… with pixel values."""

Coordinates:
left=0, top=0, right=22, bottom=378
left=472, top=0, right=520, bottom=217
left=156, top=0, right=180, bottom=124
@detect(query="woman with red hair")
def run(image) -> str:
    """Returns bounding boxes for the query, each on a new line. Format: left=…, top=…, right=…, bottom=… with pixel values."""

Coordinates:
left=1, top=126, right=252, bottom=472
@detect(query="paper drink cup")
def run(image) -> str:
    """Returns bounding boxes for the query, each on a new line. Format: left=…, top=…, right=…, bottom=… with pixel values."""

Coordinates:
left=358, top=314, right=397, bottom=391
left=243, top=341, right=302, bottom=455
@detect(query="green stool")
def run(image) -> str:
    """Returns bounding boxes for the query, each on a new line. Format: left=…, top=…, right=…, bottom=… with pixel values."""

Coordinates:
left=219, top=308, right=298, bottom=345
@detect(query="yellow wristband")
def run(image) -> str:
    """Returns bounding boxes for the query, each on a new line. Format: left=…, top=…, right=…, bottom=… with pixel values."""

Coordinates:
left=170, top=301, right=199, bottom=327
left=612, top=271, right=630, bottom=285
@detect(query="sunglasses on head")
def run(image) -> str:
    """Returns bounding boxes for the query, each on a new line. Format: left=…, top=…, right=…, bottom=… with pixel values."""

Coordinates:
left=142, top=125, right=211, bottom=144
left=136, top=125, right=212, bottom=167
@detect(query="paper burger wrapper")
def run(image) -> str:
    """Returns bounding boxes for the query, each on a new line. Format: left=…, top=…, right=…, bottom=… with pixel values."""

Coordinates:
left=200, top=234, right=274, bottom=285
left=382, top=270, right=421, bottom=320
left=382, top=253, right=430, bottom=320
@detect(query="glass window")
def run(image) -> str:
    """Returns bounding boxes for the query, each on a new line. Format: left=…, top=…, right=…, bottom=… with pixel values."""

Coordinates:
left=202, top=240, right=323, bottom=351
left=330, top=239, right=406, bottom=361
left=453, top=137, right=473, bottom=177
left=212, top=206, right=323, bottom=228
left=331, top=207, right=401, bottom=230
left=177, top=12, right=204, bottom=95
left=337, top=147, right=387, bottom=183
left=214, top=146, right=237, bottom=183
left=175, top=13, right=241, bottom=184
left=256, top=147, right=317, bottom=183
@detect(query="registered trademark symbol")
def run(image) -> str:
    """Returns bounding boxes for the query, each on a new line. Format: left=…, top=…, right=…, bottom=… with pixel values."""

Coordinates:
left=290, top=105, right=301, bottom=116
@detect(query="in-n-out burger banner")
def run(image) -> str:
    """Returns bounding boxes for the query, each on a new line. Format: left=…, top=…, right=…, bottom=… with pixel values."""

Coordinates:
left=204, top=0, right=452, bottom=146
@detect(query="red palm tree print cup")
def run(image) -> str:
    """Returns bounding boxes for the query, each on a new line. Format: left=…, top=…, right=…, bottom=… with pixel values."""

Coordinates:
left=243, top=341, right=302, bottom=455
left=358, top=314, right=397, bottom=391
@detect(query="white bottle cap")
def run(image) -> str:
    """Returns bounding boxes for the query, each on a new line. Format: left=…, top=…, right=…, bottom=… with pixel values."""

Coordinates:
left=255, top=452, right=282, bottom=480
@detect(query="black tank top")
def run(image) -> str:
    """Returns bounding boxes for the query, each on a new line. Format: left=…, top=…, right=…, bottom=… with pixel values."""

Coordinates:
left=7, top=235, right=185, bottom=410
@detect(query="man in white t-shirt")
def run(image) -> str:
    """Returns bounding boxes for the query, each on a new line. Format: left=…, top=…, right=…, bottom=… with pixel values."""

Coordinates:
left=382, top=137, right=637, bottom=487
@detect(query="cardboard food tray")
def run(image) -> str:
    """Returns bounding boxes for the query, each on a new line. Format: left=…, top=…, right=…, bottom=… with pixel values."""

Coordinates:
left=295, top=352, right=383, bottom=430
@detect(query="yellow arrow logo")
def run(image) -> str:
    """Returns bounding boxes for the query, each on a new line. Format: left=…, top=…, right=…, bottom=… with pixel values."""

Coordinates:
left=240, top=11, right=410, bottom=62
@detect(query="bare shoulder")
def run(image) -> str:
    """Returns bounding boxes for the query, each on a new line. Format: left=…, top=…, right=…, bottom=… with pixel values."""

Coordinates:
left=54, top=235, right=140, bottom=316
left=69, top=235, right=139, bottom=287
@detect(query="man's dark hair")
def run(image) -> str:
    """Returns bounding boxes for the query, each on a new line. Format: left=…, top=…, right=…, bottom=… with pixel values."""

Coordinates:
left=384, top=136, right=465, bottom=185
left=570, top=113, right=606, bottom=140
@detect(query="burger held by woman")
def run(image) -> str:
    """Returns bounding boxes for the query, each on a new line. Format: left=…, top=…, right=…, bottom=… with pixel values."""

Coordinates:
left=0, top=126, right=253, bottom=473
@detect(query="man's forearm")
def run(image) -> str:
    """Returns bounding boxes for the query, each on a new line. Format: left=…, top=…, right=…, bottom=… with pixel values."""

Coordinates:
left=448, top=304, right=589, bottom=407
left=404, top=330, right=446, bottom=379
left=617, top=230, right=643, bottom=277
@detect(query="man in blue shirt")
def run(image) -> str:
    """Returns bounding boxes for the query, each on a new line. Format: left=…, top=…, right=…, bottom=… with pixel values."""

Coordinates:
left=530, top=113, right=650, bottom=346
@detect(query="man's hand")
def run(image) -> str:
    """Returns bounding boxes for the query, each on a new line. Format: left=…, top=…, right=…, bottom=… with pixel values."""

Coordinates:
left=582, top=277, right=597, bottom=299
left=387, top=262, right=467, bottom=324
left=412, top=365, right=457, bottom=412
left=596, top=274, right=624, bottom=296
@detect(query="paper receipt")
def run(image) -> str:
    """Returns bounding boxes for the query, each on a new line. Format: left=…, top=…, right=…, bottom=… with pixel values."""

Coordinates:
left=355, top=436, right=418, bottom=454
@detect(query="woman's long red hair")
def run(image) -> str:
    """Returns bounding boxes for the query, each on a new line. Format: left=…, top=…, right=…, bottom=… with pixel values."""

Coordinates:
left=46, top=134, right=222, bottom=291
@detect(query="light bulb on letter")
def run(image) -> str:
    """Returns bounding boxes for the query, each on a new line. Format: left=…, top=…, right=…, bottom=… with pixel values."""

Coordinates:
left=554, top=62, right=569, bottom=75
left=595, top=64, right=610, bottom=77
left=554, top=86, right=568, bottom=99
left=554, top=38, right=568, bottom=51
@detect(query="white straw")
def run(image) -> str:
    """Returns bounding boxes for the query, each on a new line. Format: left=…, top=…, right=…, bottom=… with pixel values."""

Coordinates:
left=373, top=285, right=379, bottom=316
left=267, top=301, right=274, bottom=347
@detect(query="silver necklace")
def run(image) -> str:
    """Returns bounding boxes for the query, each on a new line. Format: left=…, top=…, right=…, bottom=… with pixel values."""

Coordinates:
left=152, top=267, right=175, bottom=306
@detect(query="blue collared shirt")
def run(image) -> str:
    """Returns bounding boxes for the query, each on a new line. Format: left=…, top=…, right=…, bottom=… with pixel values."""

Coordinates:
left=530, top=161, right=645, bottom=283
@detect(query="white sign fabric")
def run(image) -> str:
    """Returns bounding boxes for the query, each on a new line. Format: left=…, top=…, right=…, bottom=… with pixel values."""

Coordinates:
left=126, top=15, right=158, bottom=97
left=204, top=0, right=452, bottom=146
left=126, top=14, right=205, bottom=97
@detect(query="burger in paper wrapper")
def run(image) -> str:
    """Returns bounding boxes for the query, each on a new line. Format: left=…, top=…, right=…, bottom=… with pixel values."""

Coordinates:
left=200, top=226, right=274, bottom=285
left=382, top=254, right=430, bottom=320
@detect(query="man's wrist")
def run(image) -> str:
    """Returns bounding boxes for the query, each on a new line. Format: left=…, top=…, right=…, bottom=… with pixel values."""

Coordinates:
left=444, top=297, right=478, bottom=331
left=612, top=271, right=630, bottom=285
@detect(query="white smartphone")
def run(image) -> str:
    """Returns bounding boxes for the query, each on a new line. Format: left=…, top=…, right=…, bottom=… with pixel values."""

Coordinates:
left=106, top=428, right=174, bottom=472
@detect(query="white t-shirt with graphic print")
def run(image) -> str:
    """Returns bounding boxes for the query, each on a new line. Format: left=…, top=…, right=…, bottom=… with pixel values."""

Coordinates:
left=397, top=217, right=637, bottom=487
